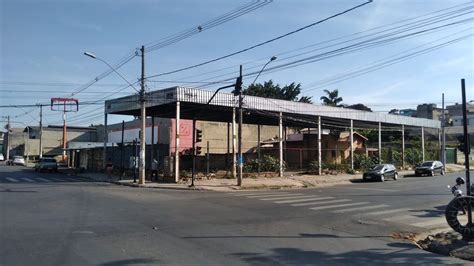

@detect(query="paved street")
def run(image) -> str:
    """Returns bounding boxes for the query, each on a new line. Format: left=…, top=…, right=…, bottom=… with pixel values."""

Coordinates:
left=1, top=163, right=472, bottom=265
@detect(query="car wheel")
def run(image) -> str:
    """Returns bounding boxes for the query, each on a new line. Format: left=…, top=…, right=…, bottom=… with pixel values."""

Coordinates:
left=393, top=172, right=398, bottom=180
left=441, top=169, right=445, bottom=175
left=380, top=174, right=385, bottom=182
left=430, top=170, right=435, bottom=176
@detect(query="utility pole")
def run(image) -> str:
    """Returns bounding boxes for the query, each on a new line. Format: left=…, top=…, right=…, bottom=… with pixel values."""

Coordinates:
left=237, top=65, right=243, bottom=186
left=6, top=115, right=10, bottom=161
left=461, top=80, right=471, bottom=193
left=39, top=104, right=43, bottom=159
left=139, top=45, right=146, bottom=185
left=441, top=93, right=446, bottom=166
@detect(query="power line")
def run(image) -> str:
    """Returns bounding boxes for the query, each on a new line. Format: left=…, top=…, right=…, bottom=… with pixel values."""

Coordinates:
left=145, top=0, right=373, bottom=79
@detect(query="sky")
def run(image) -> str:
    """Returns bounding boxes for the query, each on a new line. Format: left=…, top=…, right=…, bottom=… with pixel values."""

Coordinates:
left=1, top=0, right=473, bottom=129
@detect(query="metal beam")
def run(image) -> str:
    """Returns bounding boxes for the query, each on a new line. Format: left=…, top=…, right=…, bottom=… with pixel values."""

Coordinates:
left=350, top=119, right=354, bottom=170
left=378, top=122, right=382, bottom=164
left=421, top=126, right=425, bottom=162
left=279, top=112, right=283, bottom=177
left=318, top=116, right=322, bottom=176
left=175, top=101, right=180, bottom=183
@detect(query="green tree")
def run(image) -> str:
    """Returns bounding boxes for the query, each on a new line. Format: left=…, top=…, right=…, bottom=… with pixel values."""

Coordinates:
left=243, top=80, right=313, bottom=103
left=320, top=89, right=343, bottom=106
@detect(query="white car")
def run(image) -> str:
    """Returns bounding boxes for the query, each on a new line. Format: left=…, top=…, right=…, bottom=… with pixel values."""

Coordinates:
left=0, top=153, right=4, bottom=161
left=8, top=156, right=26, bottom=166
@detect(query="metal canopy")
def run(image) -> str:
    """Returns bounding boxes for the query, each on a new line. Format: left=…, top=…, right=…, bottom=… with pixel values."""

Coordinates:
left=105, top=86, right=440, bottom=129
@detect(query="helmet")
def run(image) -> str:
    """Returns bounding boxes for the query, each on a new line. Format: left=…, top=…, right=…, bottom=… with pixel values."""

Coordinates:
left=456, top=177, right=465, bottom=185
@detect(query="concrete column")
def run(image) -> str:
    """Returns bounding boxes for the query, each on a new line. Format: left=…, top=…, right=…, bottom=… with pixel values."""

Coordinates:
left=151, top=116, right=155, bottom=166
left=378, top=122, right=382, bottom=163
left=318, top=116, right=322, bottom=175
left=402, top=125, right=405, bottom=169
left=232, top=107, right=237, bottom=178
left=103, top=113, right=108, bottom=170
left=257, top=124, right=261, bottom=175
left=279, top=112, right=283, bottom=177
left=175, top=102, right=180, bottom=183
left=350, top=119, right=354, bottom=170
left=421, top=126, right=425, bottom=162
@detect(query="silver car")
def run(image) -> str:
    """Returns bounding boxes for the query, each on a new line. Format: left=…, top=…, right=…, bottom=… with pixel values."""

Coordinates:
left=8, top=156, right=26, bottom=166
left=35, top=158, right=58, bottom=172
left=363, top=164, right=398, bottom=182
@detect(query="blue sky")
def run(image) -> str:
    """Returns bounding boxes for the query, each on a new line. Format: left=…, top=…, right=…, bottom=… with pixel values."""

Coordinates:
left=1, top=0, right=473, bottom=128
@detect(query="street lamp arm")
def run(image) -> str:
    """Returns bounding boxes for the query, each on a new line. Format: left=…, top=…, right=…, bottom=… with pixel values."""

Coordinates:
left=84, top=52, right=140, bottom=93
left=250, top=56, right=277, bottom=86
left=207, top=83, right=236, bottom=105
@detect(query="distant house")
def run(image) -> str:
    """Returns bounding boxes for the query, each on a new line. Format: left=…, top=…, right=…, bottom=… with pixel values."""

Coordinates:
left=257, top=129, right=371, bottom=168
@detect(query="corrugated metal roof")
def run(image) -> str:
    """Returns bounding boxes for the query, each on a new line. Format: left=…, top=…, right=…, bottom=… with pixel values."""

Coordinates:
left=105, top=86, right=440, bottom=129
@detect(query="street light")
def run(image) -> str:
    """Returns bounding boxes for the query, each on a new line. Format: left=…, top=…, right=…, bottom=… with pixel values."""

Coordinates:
left=251, top=56, right=277, bottom=86
left=237, top=56, right=277, bottom=186
left=84, top=52, right=140, bottom=93
left=84, top=47, right=146, bottom=185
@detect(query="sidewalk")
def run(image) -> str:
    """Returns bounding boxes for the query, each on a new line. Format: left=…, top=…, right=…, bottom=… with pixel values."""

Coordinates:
left=78, top=164, right=465, bottom=192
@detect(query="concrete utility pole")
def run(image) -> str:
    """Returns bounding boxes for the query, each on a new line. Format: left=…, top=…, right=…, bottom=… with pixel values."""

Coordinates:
left=38, top=104, right=43, bottom=159
left=237, top=65, right=243, bottom=186
left=6, top=115, right=10, bottom=160
left=441, top=93, right=446, bottom=166
left=139, top=45, right=146, bottom=185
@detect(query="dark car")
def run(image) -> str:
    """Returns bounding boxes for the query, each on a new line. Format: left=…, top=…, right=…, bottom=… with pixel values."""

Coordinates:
left=415, top=161, right=444, bottom=176
left=363, top=164, right=398, bottom=182
left=34, top=158, right=58, bottom=172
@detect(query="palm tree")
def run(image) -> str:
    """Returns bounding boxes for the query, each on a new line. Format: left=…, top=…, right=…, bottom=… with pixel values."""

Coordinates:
left=320, top=89, right=343, bottom=106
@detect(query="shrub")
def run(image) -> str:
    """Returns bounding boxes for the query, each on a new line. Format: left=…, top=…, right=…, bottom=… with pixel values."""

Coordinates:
left=354, top=153, right=377, bottom=170
left=243, top=155, right=285, bottom=173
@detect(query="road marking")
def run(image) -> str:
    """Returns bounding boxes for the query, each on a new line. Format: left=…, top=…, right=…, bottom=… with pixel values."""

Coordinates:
left=332, top=204, right=388, bottom=214
left=21, top=178, right=34, bottom=182
left=364, top=208, right=411, bottom=216
left=411, top=218, right=448, bottom=228
left=6, top=177, right=19, bottom=182
left=309, top=202, right=368, bottom=211
left=259, top=195, right=315, bottom=201
left=383, top=214, right=414, bottom=222
left=234, top=192, right=293, bottom=197
left=291, top=199, right=351, bottom=207
left=36, top=178, right=50, bottom=182
left=247, top=193, right=302, bottom=199
left=346, top=187, right=398, bottom=192
left=275, top=197, right=334, bottom=204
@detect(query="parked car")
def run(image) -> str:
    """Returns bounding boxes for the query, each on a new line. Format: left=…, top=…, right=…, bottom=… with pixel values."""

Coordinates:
left=7, top=156, right=26, bottom=166
left=415, top=161, right=444, bottom=176
left=362, top=164, right=398, bottom=182
left=0, top=153, right=4, bottom=161
left=35, top=158, right=58, bottom=172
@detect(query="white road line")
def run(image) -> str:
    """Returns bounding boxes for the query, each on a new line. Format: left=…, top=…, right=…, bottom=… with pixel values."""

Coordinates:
left=332, top=204, right=388, bottom=214
left=292, top=199, right=351, bottom=207
left=364, top=208, right=411, bottom=216
left=411, top=218, right=448, bottom=228
left=275, top=197, right=334, bottom=204
left=234, top=192, right=293, bottom=197
left=383, top=214, right=414, bottom=222
left=345, top=187, right=398, bottom=192
left=21, top=178, right=34, bottom=182
left=247, top=193, right=302, bottom=199
left=310, top=202, right=368, bottom=211
left=6, top=177, right=19, bottom=182
left=36, top=178, right=50, bottom=182
left=260, top=195, right=315, bottom=201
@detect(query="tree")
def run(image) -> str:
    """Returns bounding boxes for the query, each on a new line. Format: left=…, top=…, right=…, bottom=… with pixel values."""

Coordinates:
left=345, top=103, right=372, bottom=112
left=320, top=89, right=343, bottom=106
left=243, top=80, right=313, bottom=103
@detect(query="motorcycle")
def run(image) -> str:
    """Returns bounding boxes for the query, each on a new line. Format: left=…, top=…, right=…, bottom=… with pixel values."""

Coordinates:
left=447, top=177, right=466, bottom=214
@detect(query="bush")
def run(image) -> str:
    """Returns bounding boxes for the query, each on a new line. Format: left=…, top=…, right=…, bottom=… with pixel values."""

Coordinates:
left=308, top=160, right=319, bottom=173
left=405, top=148, right=422, bottom=167
left=244, top=155, right=285, bottom=173
left=354, top=153, right=377, bottom=170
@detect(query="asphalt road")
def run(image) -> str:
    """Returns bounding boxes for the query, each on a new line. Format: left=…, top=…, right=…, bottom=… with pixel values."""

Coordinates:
left=1, top=163, right=472, bottom=265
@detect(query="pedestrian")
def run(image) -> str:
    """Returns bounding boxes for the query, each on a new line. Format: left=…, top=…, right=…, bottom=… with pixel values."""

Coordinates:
left=151, top=159, right=159, bottom=181
left=106, top=158, right=113, bottom=179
